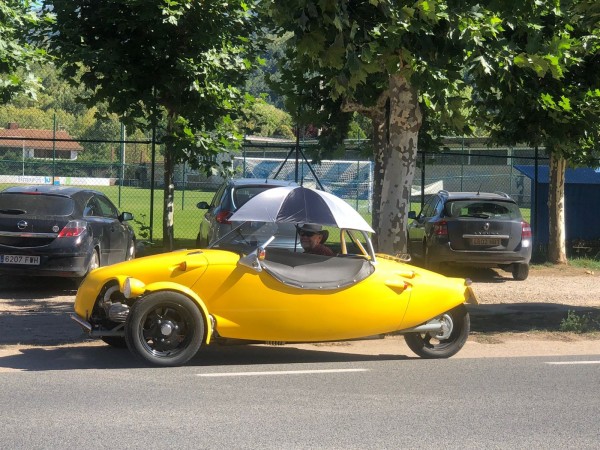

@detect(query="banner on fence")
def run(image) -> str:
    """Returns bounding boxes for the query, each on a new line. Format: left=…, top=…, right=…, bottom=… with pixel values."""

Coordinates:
left=2, top=175, right=114, bottom=186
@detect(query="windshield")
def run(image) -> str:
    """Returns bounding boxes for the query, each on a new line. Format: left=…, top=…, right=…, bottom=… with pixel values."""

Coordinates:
left=0, top=193, right=74, bottom=216
left=210, top=221, right=300, bottom=253
left=445, top=200, right=522, bottom=219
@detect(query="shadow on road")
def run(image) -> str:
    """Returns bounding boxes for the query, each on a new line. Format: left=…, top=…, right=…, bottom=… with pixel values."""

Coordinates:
left=0, top=341, right=412, bottom=372
left=0, top=276, right=77, bottom=300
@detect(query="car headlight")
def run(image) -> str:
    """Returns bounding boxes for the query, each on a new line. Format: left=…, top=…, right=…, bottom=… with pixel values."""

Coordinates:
left=122, top=277, right=146, bottom=299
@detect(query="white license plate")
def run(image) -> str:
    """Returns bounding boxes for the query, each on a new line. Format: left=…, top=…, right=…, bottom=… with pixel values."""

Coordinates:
left=0, top=255, right=41, bottom=265
left=470, top=238, right=501, bottom=246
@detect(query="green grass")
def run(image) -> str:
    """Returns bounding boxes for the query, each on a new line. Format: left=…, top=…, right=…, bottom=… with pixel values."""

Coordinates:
left=567, top=258, right=600, bottom=270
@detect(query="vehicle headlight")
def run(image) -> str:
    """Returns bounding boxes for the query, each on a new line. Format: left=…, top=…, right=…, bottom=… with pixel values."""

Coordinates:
left=122, top=277, right=146, bottom=299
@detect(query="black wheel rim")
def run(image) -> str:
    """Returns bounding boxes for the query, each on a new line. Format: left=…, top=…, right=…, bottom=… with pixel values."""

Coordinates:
left=137, top=303, right=194, bottom=358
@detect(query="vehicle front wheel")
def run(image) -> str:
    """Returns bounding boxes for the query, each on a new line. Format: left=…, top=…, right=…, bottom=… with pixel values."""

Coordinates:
left=125, top=292, right=205, bottom=367
left=512, top=263, right=529, bottom=280
left=404, top=304, right=470, bottom=359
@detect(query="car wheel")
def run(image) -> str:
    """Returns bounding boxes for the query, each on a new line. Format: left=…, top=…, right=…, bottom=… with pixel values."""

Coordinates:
left=424, top=244, right=440, bottom=272
left=404, top=304, right=470, bottom=359
left=127, top=240, right=136, bottom=260
left=125, top=292, right=205, bottom=367
left=195, top=233, right=208, bottom=248
left=101, top=336, right=127, bottom=348
left=75, top=249, right=100, bottom=286
left=512, top=263, right=529, bottom=281
left=89, top=249, right=100, bottom=271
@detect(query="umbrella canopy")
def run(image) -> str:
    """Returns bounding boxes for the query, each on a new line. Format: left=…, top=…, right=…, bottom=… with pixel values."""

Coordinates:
left=229, top=186, right=374, bottom=233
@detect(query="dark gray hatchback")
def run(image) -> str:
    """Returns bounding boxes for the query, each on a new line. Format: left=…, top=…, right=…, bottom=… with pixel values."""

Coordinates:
left=0, top=185, right=135, bottom=279
left=407, top=191, right=532, bottom=280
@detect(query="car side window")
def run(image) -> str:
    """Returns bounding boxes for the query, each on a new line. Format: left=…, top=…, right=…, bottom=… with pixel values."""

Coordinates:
left=210, top=184, right=227, bottom=208
left=433, top=198, right=444, bottom=217
left=95, top=195, right=118, bottom=219
left=83, top=198, right=99, bottom=217
left=420, top=196, right=436, bottom=218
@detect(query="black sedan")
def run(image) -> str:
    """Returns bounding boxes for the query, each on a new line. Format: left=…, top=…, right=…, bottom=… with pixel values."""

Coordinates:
left=0, top=185, right=136, bottom=279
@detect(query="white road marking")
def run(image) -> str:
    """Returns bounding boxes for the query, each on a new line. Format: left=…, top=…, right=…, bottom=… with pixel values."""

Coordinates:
left=546, top=361, right=600, bottom=365
left=197, top=368, right=369, bottom=377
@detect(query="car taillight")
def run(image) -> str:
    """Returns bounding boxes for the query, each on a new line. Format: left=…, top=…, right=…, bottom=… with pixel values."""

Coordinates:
left=521, top=221, right=532, bottom=239
left=215, top=210, right=232, bottom=224
left=521, top=221, right=532, bottom=248
left=433, top=220, right=448, bottom=236
left=57, top=220, right=87, bottom=237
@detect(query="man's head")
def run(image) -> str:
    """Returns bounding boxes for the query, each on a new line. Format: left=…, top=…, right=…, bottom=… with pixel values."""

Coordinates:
left=297, top=223, right=329, bottom=251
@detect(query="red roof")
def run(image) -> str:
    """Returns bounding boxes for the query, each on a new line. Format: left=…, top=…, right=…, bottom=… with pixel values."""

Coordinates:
left=0, top=128, right=84, bottom=152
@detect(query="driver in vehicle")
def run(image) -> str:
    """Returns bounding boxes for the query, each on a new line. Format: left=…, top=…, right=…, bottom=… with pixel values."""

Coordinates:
left=297, top=223, right=335, bottom=256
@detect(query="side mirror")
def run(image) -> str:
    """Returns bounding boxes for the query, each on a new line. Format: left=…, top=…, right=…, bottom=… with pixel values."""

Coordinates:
left=120, top=212, right=134, bottom=221
left=408, top=211, right=417, bottom=219
left=197, top=201, right=209, bottom=209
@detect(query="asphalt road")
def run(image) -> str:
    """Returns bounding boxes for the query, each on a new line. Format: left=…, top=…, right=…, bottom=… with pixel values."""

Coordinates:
left=0, top=349, right=599, bottom=449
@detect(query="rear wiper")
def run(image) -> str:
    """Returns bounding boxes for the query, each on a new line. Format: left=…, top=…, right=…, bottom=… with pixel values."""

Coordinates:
left=0, top=208, right=26, bottom=215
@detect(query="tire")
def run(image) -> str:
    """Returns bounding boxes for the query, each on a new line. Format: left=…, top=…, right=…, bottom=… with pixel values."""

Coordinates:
left=512, top=263, right=529, bottom=281
left=101, top=336, right=127, bottom=348
left=75, top=249, right=100, bottom=286
left=195, top=233, right=208, bottom=248
left=126, top=239, right=136, bottom=260
left=404, top=304, right=470, bottom=359
left=125, top=292, right=205, bottom=367
left=88, top=249, right=100, bottom=272
left=424, top=244, right=440, bottom=272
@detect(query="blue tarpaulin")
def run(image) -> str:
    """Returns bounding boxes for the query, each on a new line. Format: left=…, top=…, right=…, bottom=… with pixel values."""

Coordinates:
left=514, top=165, right=600, bottom=244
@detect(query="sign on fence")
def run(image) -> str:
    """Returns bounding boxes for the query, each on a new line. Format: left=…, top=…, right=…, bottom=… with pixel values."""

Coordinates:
left=1, top=175, right=114, bottom=186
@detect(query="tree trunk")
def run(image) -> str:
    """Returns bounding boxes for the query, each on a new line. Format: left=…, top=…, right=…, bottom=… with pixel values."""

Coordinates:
left=376, top=73, right=422, bottom=255
left=162, top=116, right=176, bottom=251
left=547, top=153, right=567, bottom=264
left=370, top=114, right=386, bottom=251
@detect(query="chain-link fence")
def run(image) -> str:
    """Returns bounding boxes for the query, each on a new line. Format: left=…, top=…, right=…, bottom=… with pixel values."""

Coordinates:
left=1, top=120, right=598, bottom=258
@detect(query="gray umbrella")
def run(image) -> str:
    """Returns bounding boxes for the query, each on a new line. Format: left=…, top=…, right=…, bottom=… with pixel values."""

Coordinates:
left=229, top=185, right=374, bottom=233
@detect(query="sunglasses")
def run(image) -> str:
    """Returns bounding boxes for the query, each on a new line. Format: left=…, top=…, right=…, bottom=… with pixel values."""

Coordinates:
left=298, top=230, right=318, bottom=237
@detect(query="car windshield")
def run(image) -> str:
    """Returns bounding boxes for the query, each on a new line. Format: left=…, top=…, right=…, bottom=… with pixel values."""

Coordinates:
left=0, top=193, right=74, bottom=216
left=445, top=200, right=521, bottom=219
left=210, top=221, right=300, bottom=253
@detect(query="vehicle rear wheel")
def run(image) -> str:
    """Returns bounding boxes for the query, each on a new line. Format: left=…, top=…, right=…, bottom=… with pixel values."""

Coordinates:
left=126, top=240, right=136, bottom=260
left=125, top=292, right=205, bottom=367
left=75, top=249, right=100, bottom=286
left=195, top=233, right=207, bottom=248
left=512, top=263, right=529, bottom=280
left=424, top=244, right=440, bottom=272
left=101, top=336, right=127, bottom=348
left=404, top=304, right=470, bottom=359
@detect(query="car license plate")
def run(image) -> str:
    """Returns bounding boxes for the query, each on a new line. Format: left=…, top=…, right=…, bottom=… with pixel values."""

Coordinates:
left=0, top=255, right=41, bottom=265
left=470, top=238, right=501, bottom=246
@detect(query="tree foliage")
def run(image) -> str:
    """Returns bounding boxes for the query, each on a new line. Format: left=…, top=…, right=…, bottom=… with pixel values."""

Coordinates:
left=41, top=0, right=261, bottom=248
left=0, top=0, right=48, bottom=103
left=469, top=0, right=600, bottom=263
left=265, top=0, right=483, bottom=253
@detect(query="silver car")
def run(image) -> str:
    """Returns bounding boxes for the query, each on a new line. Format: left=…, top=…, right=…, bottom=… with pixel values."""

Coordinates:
left=196, top=178, right=298, bottom=247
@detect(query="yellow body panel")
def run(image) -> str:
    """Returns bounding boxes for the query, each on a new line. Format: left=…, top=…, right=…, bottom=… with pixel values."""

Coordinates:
left=75, top=248, right=470, bottom=344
